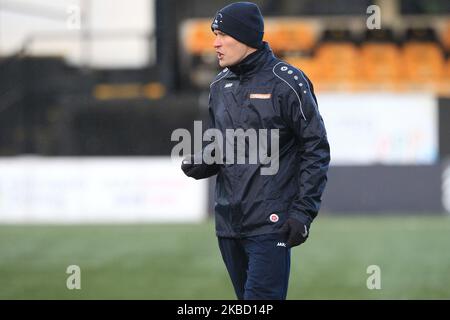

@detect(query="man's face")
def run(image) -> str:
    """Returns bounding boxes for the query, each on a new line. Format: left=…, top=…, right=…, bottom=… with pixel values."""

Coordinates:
left=213, top=30, right=253, bottom=68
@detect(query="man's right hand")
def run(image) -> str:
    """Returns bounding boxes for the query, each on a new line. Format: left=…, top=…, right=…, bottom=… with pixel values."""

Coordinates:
left=181, top=154, right=220, bottom=180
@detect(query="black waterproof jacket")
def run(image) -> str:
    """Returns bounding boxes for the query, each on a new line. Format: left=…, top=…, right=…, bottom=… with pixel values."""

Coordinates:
left=193, top=42, right=330, bottom=238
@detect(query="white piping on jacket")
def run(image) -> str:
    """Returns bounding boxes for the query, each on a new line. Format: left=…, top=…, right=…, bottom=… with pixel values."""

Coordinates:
left=210, top=69, right=230, bottom=88
left=272, top=61, right=307, bottom=121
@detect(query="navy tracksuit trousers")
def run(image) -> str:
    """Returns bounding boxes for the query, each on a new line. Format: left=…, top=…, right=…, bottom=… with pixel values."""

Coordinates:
left=218, top=233, right=291, bottom=300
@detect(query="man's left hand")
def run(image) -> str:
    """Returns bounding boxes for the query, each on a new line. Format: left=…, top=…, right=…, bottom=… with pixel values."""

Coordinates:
left=280, top=218, right=310, bottom=248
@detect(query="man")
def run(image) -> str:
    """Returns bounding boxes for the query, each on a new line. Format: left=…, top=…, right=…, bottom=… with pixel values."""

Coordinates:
left=181, top=2, right=330, bottom=300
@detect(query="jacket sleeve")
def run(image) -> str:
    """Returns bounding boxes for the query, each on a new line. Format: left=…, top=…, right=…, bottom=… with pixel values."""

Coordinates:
left=182, top=94, right=221, bottom=180
left=200, top=94, right=221, bottom=175
left=281, top=73, right=330, bottom=226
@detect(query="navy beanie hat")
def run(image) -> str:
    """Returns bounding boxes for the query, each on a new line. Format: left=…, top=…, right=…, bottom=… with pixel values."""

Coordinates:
left=211, top=2, right=264, bottom=49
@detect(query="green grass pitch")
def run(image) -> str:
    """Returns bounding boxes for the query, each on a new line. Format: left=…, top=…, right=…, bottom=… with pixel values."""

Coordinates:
left=0, top=215, right=449, bottom=299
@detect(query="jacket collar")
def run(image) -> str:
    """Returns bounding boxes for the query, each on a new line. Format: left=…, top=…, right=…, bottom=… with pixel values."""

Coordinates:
left=228, top=42, right=274, bottom=79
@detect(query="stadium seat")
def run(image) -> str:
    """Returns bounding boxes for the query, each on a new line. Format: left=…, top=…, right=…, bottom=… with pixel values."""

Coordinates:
left=402, top=42, right=445, bottom=85
left=359, top=43, right=402, bottom=90
left=315, top=42, right=358, bottom=61
left=314, top=43, right=359, bottom=87
left=264, top=20, right=316, bottom=53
